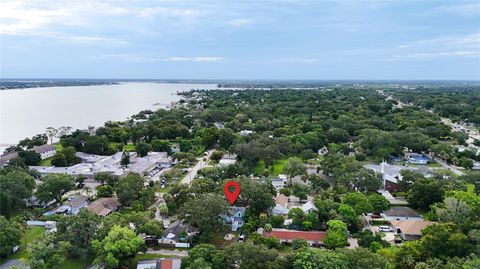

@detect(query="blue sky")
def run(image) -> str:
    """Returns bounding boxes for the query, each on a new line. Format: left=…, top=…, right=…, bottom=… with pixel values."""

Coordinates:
left=1, top=0, right=479, bottom=80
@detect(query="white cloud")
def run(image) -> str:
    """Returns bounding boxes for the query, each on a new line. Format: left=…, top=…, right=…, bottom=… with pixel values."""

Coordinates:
left=394, top=51, right=480, bottom=59
left=92, top=54, right=224, bottom=62
left=228, top=18, right=254, bottom=27
left=282, top=58, right=318, bottom=63
left=162, top=57, right=224, bottom=62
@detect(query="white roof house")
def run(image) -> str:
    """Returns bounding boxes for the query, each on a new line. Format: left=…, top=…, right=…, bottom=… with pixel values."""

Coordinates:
left=301, top=201, right=318, bottom=213
left=219, top=154, right=237, bottom=166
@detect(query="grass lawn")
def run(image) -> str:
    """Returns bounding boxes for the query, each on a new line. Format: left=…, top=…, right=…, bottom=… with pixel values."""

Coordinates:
left=54, top=143, right=63, bottom=151
left=271, top=159, right=288, bottom=175
left=254, top=158, right=288, bottom=176
left=254, top=160, right=266, bottom=175
left=57, top=256, right=93, bottom=269
left=0, top=226, right=45, bottom=264
left=39, top=157, right=52, bottom=166
left=426, top=162, right=441, bottom=167
left=129, top=254, right=172, bottom=269
left=123, top=143, right=136, bottom=152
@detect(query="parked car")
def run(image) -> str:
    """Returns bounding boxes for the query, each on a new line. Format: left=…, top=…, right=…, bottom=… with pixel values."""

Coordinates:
left=238, top=233, right=246, bottom=242
left=379, top=225, right=394, bottom=232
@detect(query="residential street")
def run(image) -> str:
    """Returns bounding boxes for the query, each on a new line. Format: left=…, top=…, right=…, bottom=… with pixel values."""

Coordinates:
left=180, top=149, right=214, bottom=185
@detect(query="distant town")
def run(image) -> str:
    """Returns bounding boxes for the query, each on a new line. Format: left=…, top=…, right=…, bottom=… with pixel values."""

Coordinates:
left=1, top=82, right=479, bottom=269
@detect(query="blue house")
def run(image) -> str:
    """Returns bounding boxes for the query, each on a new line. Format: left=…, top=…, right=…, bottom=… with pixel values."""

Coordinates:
left=405, top=153, right=430, bottom=165
left=224, top=206, right=246, bottom=232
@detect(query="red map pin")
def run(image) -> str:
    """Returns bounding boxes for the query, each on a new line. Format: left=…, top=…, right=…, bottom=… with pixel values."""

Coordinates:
left=224, top=181, right=240, bottom=205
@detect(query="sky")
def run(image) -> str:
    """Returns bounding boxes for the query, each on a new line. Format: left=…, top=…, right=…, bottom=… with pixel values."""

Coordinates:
left=1, top=0, right=479, bottom=80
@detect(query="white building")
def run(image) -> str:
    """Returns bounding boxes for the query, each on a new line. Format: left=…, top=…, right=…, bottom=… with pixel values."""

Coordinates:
left=270, top=174, right=287, bottom=191
left=219, top=154, right=237, bottom=166
left=301, top=201, right=318, bottom=213
left=33, top=145, right=56, bottom=160
left=240, top=130, right=253, bottom=136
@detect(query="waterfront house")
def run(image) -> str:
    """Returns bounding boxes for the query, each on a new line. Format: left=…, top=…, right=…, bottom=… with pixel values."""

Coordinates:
left=33, top=145, right=56, bottom=160
left=0, top=152, right=18, bottom=167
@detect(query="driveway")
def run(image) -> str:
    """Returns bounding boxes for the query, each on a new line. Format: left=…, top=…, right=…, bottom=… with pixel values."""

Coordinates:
left=180, top=150, right=214, bottom=185
left=146, top=249, right=189, bottom=257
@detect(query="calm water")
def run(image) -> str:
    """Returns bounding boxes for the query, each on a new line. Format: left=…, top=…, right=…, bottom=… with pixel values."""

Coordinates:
left=0, top=82, right=217, bottom=146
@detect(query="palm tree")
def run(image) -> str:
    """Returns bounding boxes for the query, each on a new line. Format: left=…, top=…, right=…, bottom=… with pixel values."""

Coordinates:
left=84, top=186, right=92, bottom=198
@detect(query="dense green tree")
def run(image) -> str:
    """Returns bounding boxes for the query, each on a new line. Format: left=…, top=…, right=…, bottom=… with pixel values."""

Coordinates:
left=337, top=204, right=358, bottom=228
left=27, top=233, right=71, bottom=269
left=182, top=244, right=227, bottom=269
left=324, top=220, right=348, bottom=249
left=292, top=248, right=349, bottom=269
left=291, top=238, right=309, bottom=250
left=36, top=174, right=74, bottom=204
left=291, top=183, right=310, bottom=201
left=326, top=128, right=350, bottom=144
left=237, top=178, right=275, bottom=215
left=218, top=128, right=236, bottom=150
left=179, top=193, right=230, bottom=239
left=337, top=248, right=389, bottom=269
left=136, top=141, right=152, bottom=157
left=120, top=151, right=130, bottom=167
left=56, top=209, right=100, bottom=257
left=368, top=193, right=390, bottom=213
left=92, top=225, right=145, bottom=268
left=0, top=216, right=23, bottom=258
left=18, top=150, right=41, bottom=165
left=96, top=185, right=114, bottom=198
left=343, top=192, right=373, bottom=215
left=151, top=139, right=172, bottom=153
left=0, top=170, right=35, bottom=216
left=224, top=242, right=284, bottom=269
left=407, top=179, right=444, bottom=211
left=137, top=219, right=164, bottom=237
left=115, top=173, right=144, bottom=207
left=283, top=157, right=307, bottom=179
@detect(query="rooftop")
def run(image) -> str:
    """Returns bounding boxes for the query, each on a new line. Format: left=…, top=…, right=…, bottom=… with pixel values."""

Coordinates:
left=33, top=144, right=56, bottom=154
left=87, top=197, right=119, bottom=216
left=275, top=194, right=288, bottom=207
left=390, top=220, right=436, bottom=236
left=384, top=207, right=422, bottom=219
left=264, top=229, right=326, bottom=242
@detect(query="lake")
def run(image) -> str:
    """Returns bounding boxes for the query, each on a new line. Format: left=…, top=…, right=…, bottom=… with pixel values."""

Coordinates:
left=0, top=82, right=217, bottom=147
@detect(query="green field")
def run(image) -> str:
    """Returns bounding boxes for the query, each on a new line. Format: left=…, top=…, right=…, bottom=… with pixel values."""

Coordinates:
left=123, top=143, right=136, bottom=152
left=54, top=143, right=63, bottom=151
left=39, top=157, right=52, bottom=166
left=57, top=257, right=93, bottom=269
left=254, top=159, right=288, bottom=176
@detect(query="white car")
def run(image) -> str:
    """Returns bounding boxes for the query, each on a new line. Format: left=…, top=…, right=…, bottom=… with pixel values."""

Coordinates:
left=378, top=226, right=394, bottom=232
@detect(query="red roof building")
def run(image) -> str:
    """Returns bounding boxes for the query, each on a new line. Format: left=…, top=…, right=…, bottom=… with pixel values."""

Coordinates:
left=263, top=229, right=326, bottom=245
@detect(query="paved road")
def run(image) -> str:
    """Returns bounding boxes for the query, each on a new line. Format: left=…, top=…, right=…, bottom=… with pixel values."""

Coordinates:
left=0, top=259, right=28, bottom=269
left=146, top=249, right=189, bottom=257
left=180, top=150, right=214, bottom=185
left=431, top=157, right=465, bottom=176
